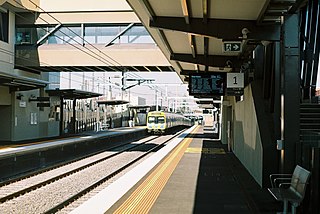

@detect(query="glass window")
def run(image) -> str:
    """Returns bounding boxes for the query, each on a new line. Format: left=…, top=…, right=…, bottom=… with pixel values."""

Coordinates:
left=84, top=25, right=121, bottom=44
left=48, top=26, right=81, bottom=44
left=0, top=10, right=8, bottom=42
left=123, top=26, right=154, bottom=44
left=16, top=27, right=41, bottom=44
left=148, top=116, right=155, bottom=123
left=84, top=24, right=154, bottom=44
left=36, top=27, right=48, bottom=44
left=84, top=26, right=96, bottom=43
left=15, top=24, right=155, bottom=45
left=16, top=31, right=31, bottom=44
left=157, top=116, right=165, bottom=124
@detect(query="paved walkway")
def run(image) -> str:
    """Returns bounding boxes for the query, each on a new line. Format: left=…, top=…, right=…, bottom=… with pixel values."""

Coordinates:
left=108, top=126, right=281, bottom=213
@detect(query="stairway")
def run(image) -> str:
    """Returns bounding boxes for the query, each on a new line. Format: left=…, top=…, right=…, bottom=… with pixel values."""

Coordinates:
left=300, top=103, right=320, bottom=132
left=300, top=103, right=320, bottom=144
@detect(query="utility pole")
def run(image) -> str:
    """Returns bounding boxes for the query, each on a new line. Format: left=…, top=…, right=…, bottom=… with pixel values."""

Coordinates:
left=103, top=72, right=106, bottom=97
left=69, top=72, right=72, bottom=89
left=160, top=91, right=163, bottom=109
left=155, top=88, right=158, bottom=111
left=108, top=77, right=112, bottom=100
left=121, top=70, right=126, bottom=127
left=82, top=72, right=85, bottom=90
left=92, top=72, right=95, bottom=92
left=166, top=85, right=168, bottom=110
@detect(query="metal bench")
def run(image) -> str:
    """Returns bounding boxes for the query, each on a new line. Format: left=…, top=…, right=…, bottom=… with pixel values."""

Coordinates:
left=268, top=165, right=311, bottom=214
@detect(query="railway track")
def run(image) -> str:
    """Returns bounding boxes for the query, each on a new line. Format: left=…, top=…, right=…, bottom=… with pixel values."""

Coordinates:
left=0, top=134, right=149, bottom=185
left=0, top=129, right=185, bottom=213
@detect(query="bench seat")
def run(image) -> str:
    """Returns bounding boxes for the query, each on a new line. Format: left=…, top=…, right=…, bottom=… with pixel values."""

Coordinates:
left=268, top=165, right=311, bottom=214
left=268, top=188, right=302, bottom=203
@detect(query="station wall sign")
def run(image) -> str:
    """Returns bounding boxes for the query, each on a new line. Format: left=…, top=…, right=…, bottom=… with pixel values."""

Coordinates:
left=19, top=101, right=26, bottom=108
left=226, top=73, right=244, bottom=96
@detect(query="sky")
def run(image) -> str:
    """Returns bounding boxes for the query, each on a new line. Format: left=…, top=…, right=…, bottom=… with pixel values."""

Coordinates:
left=59, top=71, right=193, bottom=106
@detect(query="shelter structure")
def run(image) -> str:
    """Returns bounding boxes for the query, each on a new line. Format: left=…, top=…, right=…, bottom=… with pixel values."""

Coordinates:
left=46, top=89, right=102, bottom=135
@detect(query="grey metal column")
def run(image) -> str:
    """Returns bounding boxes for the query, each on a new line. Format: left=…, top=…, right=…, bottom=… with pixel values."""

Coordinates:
left=73, top=98, right=77, bottom=134
left=281, top=14, right=300, bottom=173
left=274, top=42, right=281, bottom=145
left=59, top=96, right=64, bottom=136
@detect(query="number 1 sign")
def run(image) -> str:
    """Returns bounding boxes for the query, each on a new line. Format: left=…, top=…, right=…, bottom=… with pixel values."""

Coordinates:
left=226, top=73, right=244, bottom=96
left=226, top=73, right=244, bottom=88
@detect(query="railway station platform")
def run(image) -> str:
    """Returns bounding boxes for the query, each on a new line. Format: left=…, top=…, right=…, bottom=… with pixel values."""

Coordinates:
left=72, top=125, right=282, bottom=214
left=0, top=126, right=147, bottom=156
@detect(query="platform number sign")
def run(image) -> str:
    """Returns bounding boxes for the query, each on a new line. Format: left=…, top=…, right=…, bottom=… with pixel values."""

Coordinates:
left=226, top=73, right=244, bottom=96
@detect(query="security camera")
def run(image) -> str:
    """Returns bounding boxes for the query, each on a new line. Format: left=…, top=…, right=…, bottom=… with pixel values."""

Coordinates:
left=240, top=63, right=249, bottom=71
left=226, top=60, right=233, bottom=68
left=241, top=28, right=250, bottom=39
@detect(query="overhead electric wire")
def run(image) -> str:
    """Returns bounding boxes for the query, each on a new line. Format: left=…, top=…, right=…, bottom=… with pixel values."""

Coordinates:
left=1, top=45, right=180, bottom=98
left=0, top=47, right=113, bottom=88
left=1, top=46, right=129, bottom=96
left=13, top=1, right=125, bottom=73
left=14, top=15, right=103, bottom=76
left=4, top=1, right=184, bottom=100
left=14, top=0, right=176, bottom=80
left=15, top=12, right=126, bottom=84
left=23, top=0, right=130, bottom=71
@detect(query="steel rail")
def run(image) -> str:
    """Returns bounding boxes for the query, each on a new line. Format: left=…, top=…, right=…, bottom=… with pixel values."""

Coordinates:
left=0, top=136, right=158, bottom=203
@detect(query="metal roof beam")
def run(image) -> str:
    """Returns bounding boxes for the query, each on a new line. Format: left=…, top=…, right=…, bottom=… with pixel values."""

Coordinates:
left=181, top=0, right=190, bottom=24
left=170, top=53, right=241, bottom=68
left=180, top=70, right=197, bottom=75
left=204, top=37, right=209, bottom=71
left=36, top=24, right=62, bottom=46
left=150, top=16, right=280, bottom=41
left=188, top=34, right=196, bottom=57
left=202, top=0, right=209, bottom=23
left=105, top=23, right=135, bottom=47
left=288, top=0, right=308, bottom=13
left=257, top=0, right=307, bottom=24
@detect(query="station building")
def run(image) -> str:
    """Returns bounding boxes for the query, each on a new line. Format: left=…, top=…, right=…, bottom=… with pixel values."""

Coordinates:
left=1, top=2, right=319, bottom=208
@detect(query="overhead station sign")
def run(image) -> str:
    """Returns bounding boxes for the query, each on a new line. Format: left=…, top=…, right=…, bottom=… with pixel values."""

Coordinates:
left=188, top=73, right=226, bottom=97
left=223, top=41, right=242, bottom=53
left=188, top=72, right=245, bottom=97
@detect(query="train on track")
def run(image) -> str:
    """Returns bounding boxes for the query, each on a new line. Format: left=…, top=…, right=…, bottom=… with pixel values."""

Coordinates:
left=146, top=111, right=193, bottom=134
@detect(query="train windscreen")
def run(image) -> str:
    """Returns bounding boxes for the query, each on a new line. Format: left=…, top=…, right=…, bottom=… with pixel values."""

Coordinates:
left=148, top=116, right=165, bottom=124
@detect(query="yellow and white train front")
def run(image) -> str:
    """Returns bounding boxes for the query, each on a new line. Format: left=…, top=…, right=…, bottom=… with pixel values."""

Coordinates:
left=147, top=112, right=167, bottom=133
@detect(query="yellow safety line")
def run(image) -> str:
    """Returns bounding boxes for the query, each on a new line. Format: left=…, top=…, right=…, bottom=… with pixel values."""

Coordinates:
left=0, top=136, right=80, bottom=150
left=185, top=147, right=226, bottom=154
left=113, top=126, right=199, bottom=214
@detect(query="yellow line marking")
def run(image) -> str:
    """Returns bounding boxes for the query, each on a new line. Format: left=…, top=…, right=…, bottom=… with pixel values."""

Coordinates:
left=113, top=126, right=199, bottom=214
left=185, top=147, right=226, bottom=154
left=0, top=136, right=80, bottom=150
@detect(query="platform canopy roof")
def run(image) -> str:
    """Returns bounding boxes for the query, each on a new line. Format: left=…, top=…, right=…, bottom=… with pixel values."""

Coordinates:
left=128, top=105, right=151, bottom=109
left=46, top=89, right=102, bottom=99
left=126, top=0, right=307, bottom=82
left=97, top=100, right=129, bottom=106
left=0, top=71, right=48, bottom=92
